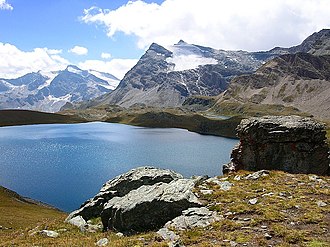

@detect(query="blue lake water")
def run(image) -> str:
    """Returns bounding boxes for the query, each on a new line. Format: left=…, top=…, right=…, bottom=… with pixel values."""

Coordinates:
left=0, top=122, right=237, bottom=212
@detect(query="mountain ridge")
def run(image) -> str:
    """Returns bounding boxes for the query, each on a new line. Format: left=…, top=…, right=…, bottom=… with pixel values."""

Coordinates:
left=79, top=29, right=330, bottom=110
left=0, top=65, right=120, bottom=112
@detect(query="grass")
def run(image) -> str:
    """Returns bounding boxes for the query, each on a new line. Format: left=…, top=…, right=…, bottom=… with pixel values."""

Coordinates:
left=1, top=170, right=329, bottom=246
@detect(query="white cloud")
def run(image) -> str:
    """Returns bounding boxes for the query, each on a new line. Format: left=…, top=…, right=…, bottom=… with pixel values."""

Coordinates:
left=0, top=43, right=69, bottom=79
left=0, top=0, right=13, bottom=10
left=82, top=0, right=330, bottom=51
left=44, top=48, right=62, bottom=55
left=68, top=45, right=88, bottom=55
left=101, top=52, right=112, bottom=59
left=79, top=58, right=138, bottom=79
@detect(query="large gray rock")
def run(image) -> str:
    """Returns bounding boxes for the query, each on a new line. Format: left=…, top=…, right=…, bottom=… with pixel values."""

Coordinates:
left=101, top=179, right=202, bottom=233
left=66, top=166, right=183, bottom=221
left=224, top=116, right=330, bottom=175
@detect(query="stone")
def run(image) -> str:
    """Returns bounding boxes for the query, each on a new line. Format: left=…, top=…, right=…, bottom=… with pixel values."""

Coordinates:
left=66, top=166, right=183, bottom=221
left=233, top=175, right=241, bottom=181
left=200, top=189, right=213, bottom=195
left=317, top=200, right=327, bottom=207
left=157, top=227, right=179, bottom=241
left=206, top=177, right=233, bottom=191
left=248, top=198, right=258, bottom=205
left=116, top=232, right=124, bottom=237
left=245, top=170, right=270, bottom=180
left=40, top=230, right=59, bottom=238
left=164, top=207, right=222, bottom=230
left=96, top=238, right=109, bottom=246
left=264, top=233, right=272, bottom=240
left=224, top=116, right=330, bottom=175
left=101, top=178, right=202, bottom=232
left=168, top=239, right=185, bottom=247
left=67, top=215, right=87, bottom=229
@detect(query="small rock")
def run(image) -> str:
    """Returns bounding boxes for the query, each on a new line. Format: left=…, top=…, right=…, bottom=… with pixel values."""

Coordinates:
left=309, top=175, right=319, bottom=181
left=95, top=238, right=109, bottom=246
left=220, top=181, right=233, bottom=191
left=261, top=225, right=268, bottom=229
left=243, top=218, right=251, bottom=221
left=262, top=192, right=274, bottom=197
left=233, top=175, right=241, bottom=181
left=206, top=178, right=233, bottom=190
left=317, top=200, right=327, bottom=207
left=248, top=198, right=258, bottom=205
left=264, top=233, right=272, bottom=240
left=57, top=228, right=68, bottom=232
left=230, top=241, right=238, bottom=247
left=168, top=239, right=185, bottom=247
left=157, top=228, right=179, bottom=241
left=200, top=189, right=213, bottom=195
left=40, top=230, right=59, bottom=238
left=245, top=170, right=270, bottom=180
left=67, top=215, right=87, bottom=229
left=116, top=232, right=124, bottom=237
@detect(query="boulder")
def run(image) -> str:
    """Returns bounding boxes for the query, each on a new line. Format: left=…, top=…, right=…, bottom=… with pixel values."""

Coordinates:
left=101, top=179, right=202, bottom=233
left=164, top=207, right=222, bottom=230
left=224, top=116, right=330, bottom=175
left=66, top=166, right=183, bottom=221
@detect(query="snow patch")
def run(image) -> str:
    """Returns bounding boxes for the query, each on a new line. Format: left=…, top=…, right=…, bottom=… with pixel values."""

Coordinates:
left=88, top=70, right=120, bottom=90
left=166, top=55, right=217, bottom=71
left=38, top=71, right=58, bottom=90
left=67, top=66, right=83, bottom=75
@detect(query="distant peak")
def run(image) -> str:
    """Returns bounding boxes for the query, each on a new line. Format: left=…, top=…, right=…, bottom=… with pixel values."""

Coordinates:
left=147, top=43, right=172, bottom=57
left=176, top=40, right=187, bottom=45
left=66, top=65, right=81, bottom=71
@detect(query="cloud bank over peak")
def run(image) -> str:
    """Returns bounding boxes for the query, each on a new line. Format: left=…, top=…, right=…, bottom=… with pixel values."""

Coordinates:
left=82, top=0, right=330, bottom=51
left=0, top=43, right=69, bottom=79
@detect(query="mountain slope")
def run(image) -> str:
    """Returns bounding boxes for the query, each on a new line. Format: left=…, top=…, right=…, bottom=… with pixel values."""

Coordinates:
left=214, top=53, right=330, bottom=119
left=84, top=41, right=274, bottom=108
left=0, top=65, right=119, bottom=112
left=82, top=30, right=330, bottom=109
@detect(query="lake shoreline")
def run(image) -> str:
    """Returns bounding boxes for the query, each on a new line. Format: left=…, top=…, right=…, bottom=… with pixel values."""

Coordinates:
left=0, top=109, right=241, bottom=139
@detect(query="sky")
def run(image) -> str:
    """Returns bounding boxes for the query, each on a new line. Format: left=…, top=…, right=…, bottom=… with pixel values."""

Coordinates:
left=0, top=0, right=329, bottom=80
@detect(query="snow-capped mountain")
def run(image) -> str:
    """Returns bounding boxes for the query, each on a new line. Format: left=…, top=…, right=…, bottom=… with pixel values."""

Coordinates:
left=0, top=65, right=120, bottom=112
left=83, top=40, right=277, bottom=108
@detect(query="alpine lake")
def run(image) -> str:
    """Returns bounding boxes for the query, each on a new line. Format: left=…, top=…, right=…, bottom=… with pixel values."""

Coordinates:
left=0, top=122, right=238, bottom=212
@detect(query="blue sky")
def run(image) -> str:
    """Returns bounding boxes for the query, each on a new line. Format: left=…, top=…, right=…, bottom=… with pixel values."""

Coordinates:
left=0, top=0, right=329, bottom=79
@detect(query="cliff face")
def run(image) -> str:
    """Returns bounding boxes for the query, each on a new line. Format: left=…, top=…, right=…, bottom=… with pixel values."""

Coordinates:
left=224, top=116, right=330, bottom=175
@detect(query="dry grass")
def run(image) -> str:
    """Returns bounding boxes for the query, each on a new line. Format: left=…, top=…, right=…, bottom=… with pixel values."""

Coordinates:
left=1, top=170, right=329, bottom=246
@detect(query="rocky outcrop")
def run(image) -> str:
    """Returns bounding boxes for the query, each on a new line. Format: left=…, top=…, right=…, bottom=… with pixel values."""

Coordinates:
left=224, top=116, right=330, bottom=175
left=101, top=179, right=202, bottom=232
left=66, top=166, right=183, bottom=221
left=67, top=166, right=205, bottom=234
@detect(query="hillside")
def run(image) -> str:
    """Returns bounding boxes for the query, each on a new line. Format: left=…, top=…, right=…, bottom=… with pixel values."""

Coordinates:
left=0, top=109, right=85, bottom=127
left=213, top=53, right=330, bottom=120
left=1, top=171, right=329, bottom=246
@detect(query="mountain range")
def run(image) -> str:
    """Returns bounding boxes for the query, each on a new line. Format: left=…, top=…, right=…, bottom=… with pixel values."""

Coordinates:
left=0, top=65, right=119, bottom=112
left=214, top=29, right=330, bottom=120
left=0, top=29, right=329, bottom=118
left=78, top=29, right=330, bottom=114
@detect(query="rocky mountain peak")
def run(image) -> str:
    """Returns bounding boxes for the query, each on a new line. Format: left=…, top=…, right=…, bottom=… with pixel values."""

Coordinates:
left=146, top=43, right=173, bottom=58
